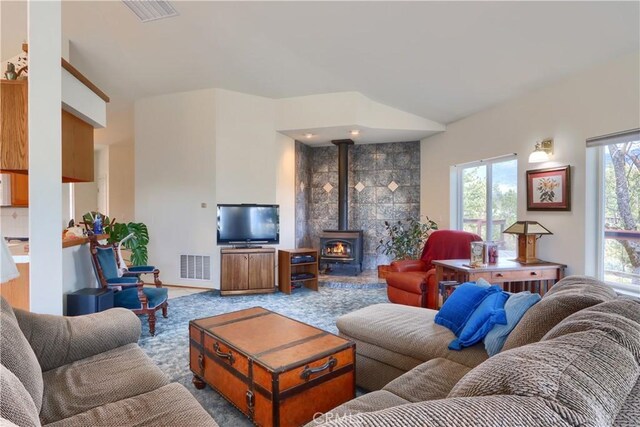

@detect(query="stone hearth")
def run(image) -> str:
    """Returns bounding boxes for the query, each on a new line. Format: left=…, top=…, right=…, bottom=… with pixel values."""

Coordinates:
left=295, top=141, right=421, bottom=270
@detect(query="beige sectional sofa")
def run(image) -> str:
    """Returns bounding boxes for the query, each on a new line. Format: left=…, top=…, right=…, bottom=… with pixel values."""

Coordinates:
left=0, top=298, right=217, bottom=427
left=311, top=276, right=639, bottom=426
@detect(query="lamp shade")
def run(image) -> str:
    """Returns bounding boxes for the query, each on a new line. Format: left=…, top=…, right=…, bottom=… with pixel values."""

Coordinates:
left=528, top=149, right=550, bottom=163
left=1, top=239, right=19, bottom=283
left=503, top=221, right=552, bottom=235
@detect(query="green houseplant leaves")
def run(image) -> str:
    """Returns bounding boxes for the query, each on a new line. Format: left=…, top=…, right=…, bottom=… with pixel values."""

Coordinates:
left=82, top=212, right=150, bottom=266
left=377, top=216, right=438, bottom=261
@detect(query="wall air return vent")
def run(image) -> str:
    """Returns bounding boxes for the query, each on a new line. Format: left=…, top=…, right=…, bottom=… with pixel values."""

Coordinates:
left=180, top=255, right=211, bottom=281
left=122, top=0, right=179, bottom=23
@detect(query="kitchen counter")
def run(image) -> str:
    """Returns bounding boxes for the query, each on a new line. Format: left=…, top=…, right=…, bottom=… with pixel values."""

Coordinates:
left=6, top=233, right=109, bottom=256
left=62, top=233, right=109, bottom=248
left=12, top=255, right=29, bottom=263
left=4, top=234, right=108, bottom=312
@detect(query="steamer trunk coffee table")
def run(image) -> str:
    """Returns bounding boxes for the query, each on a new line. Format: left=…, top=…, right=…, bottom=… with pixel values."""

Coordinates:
left=189, top=307, right=355, bottom=427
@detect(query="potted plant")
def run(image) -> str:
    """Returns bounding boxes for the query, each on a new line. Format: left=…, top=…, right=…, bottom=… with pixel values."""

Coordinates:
left=82, top=212, right=150, bottom=266
left=376, top=216, right=438, bottom=278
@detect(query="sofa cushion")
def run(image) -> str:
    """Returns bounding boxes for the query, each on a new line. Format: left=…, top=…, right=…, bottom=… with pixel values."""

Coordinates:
left=383, top=358, right=471, bottom=402
left=309, top=395, right=575, bottom=427
left=14, top=307, right=141, bottom=372
left=449, top=329, right=640, bottom=426
left=484, top=291, right=541, bottom=356
left=501, top=275, right=617, bottom=351
left=542, top=298, right=640, bottom=353
left=39, top=343, right=170, bottom=424
left=337, top=304, right=489, bottom=369
left=0, top=365, right=41, bottom=427
left=44, top=383, right=218, bottom=427
left=309, top=390, right=410, bottom=425
left=449, top=290, right=509, bottom=351
left=434, top=283, right=500, bottom=336
left=347, top=341, right=423, bottom=391
left=0, top=297, right=44, bottom=412
left=614, top=375, right=640, bottom=427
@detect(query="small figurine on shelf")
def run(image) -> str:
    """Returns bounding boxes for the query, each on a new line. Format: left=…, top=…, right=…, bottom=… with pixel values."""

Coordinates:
left=93, top=214, right=103, bottom=235
left=4, top=63, right=17, bottom=80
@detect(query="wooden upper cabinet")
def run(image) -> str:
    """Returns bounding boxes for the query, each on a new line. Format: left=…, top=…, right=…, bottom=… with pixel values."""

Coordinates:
left=62, top=110, right=94, bottom=182
left=0, top=79, right=95, bottom=183
left=10, top=173, right=28, bottom=207
left=1, top=80, right=28, bottom=171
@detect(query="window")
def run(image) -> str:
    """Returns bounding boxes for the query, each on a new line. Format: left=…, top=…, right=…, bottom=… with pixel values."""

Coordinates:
left=588, top=129, right=640, bottom=294
left=455, top=155, right=518, bottom=257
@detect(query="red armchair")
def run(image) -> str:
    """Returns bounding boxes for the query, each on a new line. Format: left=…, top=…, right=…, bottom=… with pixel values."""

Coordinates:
left=386, top=230, right=482, bottom=309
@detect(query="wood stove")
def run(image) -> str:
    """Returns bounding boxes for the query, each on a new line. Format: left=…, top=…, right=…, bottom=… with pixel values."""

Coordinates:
left=319, top=230, right=363, bottom=275
left=318, top=139, right=363, bottom=275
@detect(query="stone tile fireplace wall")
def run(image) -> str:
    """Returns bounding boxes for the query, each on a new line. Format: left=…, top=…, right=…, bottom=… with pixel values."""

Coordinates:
left=295, top=141, right=421, bottom=270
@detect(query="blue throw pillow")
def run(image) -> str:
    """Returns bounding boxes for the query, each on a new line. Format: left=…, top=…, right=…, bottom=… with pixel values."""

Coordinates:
left=475, top=277, right=492, bottom=288
left=435, top=283, right=502, bottom=336
left=483, top=291, right=542, bottom=356
left=449, top=290, right=509, bottom=351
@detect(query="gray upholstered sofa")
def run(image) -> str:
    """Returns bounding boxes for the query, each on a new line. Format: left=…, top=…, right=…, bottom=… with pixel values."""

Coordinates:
left=310, top=276, right=639, bottom=426
left=0, top=298, right=218, bottom=427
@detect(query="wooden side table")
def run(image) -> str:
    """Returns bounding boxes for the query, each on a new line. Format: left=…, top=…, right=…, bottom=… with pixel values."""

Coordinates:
left=432, top=259, right=566, bottom=304
left=277, top=249, right=319, bottom=294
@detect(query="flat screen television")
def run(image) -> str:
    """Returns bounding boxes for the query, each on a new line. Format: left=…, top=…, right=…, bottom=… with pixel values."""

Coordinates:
left=217, top=204, right=280, bottom=245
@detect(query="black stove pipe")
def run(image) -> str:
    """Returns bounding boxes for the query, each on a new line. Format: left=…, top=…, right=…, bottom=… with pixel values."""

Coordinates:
left=331, top=139, right=354, bottom=231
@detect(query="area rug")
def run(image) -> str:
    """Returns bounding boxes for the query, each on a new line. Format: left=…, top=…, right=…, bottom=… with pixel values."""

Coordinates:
left=138, top=284, right=389, bottom=426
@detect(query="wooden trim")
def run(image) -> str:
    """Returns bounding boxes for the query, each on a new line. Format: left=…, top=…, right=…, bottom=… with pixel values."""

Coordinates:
left=220, top=288, right=276, bottom=296
left=62, top=233, right=109, bottom=248
left=195, top=311, right=272, bottom=329
left=255, top=332, right=328, bottom=357
left=61, top=58, right=110, bottom=103
left=158, top=283, right=212, bottom=290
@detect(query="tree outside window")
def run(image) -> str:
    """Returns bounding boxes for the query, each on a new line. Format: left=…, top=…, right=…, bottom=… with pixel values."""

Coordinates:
left=458, top=157, right=517, bottom=256
left=604, top=140, right=640, bottom=286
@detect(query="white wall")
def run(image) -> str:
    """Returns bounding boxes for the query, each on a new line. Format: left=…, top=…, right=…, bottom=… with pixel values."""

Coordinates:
left=135, top=88, right=296, bottom=289
left=420, top=52, right=640, bottom=276
left=108, top=143, right=135, bottom=223
left=28, top=0, right=63, bottom=314
left=212, top=89, right=295, bottom=287
left=214, top=89, right=278, bottom=202
left=62, top=242, right=98, bottom=314
left=135, top=89, right=217, bottom=288
left=276, top=91, right=444, bottom=133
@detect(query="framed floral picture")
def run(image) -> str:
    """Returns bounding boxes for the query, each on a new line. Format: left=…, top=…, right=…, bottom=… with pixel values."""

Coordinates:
left=526, top=166, right=571, bottom=211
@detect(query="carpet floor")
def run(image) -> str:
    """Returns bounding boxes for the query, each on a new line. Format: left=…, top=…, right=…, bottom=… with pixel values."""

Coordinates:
left=137, top=284, right=389, bottom=426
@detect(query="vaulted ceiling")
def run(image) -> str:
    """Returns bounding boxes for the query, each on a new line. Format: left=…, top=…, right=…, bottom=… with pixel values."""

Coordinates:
left=2, top=1, right=639, bottom=127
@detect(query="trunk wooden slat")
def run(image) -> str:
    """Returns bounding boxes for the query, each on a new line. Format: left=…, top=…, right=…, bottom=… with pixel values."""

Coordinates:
left=189, top=307, right=355, bottom=427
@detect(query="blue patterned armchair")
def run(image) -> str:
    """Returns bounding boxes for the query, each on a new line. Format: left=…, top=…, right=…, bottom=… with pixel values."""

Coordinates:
left=89, top=235, right=168, bottom=336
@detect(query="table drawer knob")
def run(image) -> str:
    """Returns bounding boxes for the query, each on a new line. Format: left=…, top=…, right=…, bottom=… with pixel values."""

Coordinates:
left=300, top=356, right=337, bottom=381
left=495, top=273, right=503, bottom=278
left=530, top=272, right=538, bottom=276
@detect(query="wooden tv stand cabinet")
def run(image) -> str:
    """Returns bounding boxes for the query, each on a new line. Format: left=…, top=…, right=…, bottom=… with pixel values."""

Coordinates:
left=220, top=247, right=276, bottom=295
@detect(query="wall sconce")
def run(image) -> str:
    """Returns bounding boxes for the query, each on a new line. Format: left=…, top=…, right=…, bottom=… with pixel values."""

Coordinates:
left=528, top=138, right=554, bottom=163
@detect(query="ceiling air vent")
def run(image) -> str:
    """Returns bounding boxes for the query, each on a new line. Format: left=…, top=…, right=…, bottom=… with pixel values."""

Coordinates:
left=122, top=0, right=179, bottom=23
left=180, top=255, right=211, bottom=281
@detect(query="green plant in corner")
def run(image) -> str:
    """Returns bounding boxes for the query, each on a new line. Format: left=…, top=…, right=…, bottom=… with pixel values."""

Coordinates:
left=377, top=216, right=438, bottom=261
left=82, top=212, right=150, bottom=266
